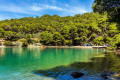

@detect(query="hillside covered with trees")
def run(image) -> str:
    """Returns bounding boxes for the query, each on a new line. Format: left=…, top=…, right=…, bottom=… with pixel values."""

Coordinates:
left=0, top=0, right=120, bottom=48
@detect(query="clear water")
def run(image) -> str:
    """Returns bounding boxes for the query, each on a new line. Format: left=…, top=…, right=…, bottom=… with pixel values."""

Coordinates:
left=0, top=47, right=119, bottom=80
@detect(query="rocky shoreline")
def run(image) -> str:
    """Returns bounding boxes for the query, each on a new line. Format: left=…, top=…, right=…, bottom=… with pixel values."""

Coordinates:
left=45, top=46, right=107, bottom=48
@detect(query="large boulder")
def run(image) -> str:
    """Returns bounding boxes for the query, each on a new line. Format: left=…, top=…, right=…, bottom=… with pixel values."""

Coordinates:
left=71, top=72, right=84, bottom=78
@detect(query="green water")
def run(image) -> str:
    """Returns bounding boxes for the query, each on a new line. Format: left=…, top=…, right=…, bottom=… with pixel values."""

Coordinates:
left=0, top=47, right=119, bottom=80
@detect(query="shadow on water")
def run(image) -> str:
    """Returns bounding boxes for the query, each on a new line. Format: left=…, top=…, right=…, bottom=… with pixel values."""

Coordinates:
left=32, top=52, right=120, bottom=80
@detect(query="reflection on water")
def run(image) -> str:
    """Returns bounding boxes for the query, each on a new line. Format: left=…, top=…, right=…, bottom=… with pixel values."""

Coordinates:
left=0, top=48, right=5, bottom=57
left=0, top=47, right=119, bottom=80
left=32, top=52, right=120, bottom=80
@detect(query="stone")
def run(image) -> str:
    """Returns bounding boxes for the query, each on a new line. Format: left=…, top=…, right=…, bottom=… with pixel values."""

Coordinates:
left=101, top=73, right=108, bottom=79
left=71, top=72, right=84, bottom=78
left=101, top=71, right=116, bottom=79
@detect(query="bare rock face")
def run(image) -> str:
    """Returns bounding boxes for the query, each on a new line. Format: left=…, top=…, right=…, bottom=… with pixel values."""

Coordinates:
left=71, top=72, right=84, bottom=78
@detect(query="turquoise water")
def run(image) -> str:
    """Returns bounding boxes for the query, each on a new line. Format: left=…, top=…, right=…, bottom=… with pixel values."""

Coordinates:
left=0, top=47, right=118, bottom=80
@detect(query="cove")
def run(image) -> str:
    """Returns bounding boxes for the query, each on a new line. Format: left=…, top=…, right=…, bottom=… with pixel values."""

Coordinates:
left=0, top=47, right=119, bottom=80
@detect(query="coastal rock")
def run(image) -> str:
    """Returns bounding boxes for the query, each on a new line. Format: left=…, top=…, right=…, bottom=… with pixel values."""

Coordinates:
left=101, top=73, right=109, bottom=79
left=112, top=74, right=120, bottom=80
left=71, top=72, right=84, bottom=78
left=101, top=71, right=116, bottom=79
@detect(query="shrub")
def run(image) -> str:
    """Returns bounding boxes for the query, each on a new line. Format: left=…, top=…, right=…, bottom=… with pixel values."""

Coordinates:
left=33, top=39, right=39, bottom=43
left=40, top=31, right=53, bottom=45
left=65, top=40, right=72, bottom=46
left=4, top=41, right=13, bottom=46
left=22, top=41, right=28, bottom=47
left=19, top=39, right=26, bottom=42
left=27, top=39, right=33, bottom=44
left=4, top=31, right=20, bottom=41
left=93, top=36, right=104, bottom=45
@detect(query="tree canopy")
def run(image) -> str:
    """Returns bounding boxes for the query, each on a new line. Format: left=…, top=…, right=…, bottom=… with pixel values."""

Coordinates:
left=92, top=0, right=120, bottom=21
left=0, top=12, right=119, bottom=48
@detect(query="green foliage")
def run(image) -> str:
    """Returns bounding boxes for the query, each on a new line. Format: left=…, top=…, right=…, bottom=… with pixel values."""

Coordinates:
left=22, top=41, right=28, bottom=47
left=0, top=41, right=2, bottom=46
left=25, top=34, right=33, bottom=44
left=69, top=25, right=78, bottom=39
left=92, top=0, right=120, bottom=21
left=40, top=31, right=53, bottom=45
left=0, top=28, right=5, bottom=38
left=4, top=31, right=20, bottom=41
left=4, top=41, right=13, bottom=46
left=65, top=40, right=72, bottom=46
left=0, top=12, right=119, bottom=48
left=60, top=26, right=69, bottom=39
left=106, top=37, right=113, bottom=44
left=89, top=33, right=96, bottom=41
left=19, top=39, right=26, bottom=42
left=111, top=34, right=120, bottom=49
left=93, top=36, right=104, bottom=45
left=53, top=32, right=65, bottom=45
left=107, top=23, right=118, bottom=37
left=26, top=34, right=32, bottom=39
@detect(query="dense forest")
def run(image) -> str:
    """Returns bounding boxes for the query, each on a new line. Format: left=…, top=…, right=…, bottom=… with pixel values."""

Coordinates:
left=0, top=0, right=120, bottom=48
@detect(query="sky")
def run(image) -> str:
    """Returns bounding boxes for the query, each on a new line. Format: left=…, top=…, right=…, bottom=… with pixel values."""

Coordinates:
left=0, top=0, right=94, bottom=20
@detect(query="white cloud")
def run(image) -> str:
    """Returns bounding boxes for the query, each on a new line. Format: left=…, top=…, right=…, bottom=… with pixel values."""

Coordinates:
left=0, top=3, right=89, bottom=20
left=32, top=5, right=42, bottom=11
left=69, top=7, right=87, bottom=14
left=32, top=4, right=64, bottom=11
left=0, top=4, right=40, bottom=15
left=0, top=5, right=26, bottom=14
left=32, top=4, right=88, bottom=14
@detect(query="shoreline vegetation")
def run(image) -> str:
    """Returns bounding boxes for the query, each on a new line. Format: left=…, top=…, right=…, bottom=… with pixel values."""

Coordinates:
left=45, top=46, right=107, bottom=48
left=0, top=45, right=107, bottom=48
left=0, top=12, right=120, bottom=50
left=0, top=40, right=120, bottom=55
left=0, top=0, right=120, bottom=50
left=0, top=1, right=119, bottom=50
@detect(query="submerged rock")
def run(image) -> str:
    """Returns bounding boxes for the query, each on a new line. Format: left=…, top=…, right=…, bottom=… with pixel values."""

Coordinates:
left=71, top=72, right=84, bottom=78
left=101, top=73, right=109, bottom=79
left=112, top=74, right=120, bottom=80
left=101, top=71, right=116, bottom=79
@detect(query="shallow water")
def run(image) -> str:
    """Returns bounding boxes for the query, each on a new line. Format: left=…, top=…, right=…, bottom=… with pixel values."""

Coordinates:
left=0, top=47, right=119, bottom=80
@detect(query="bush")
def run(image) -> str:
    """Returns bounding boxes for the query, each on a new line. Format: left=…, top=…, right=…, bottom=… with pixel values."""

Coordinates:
left=4, top=41, right=13, bottom=46
left=19, top=39, right=26, bottom=42
left=4, top=31, right=20, bottom=41
left=93, top=36, right=104, bottom=45
left=33, top=39, right=39, bottom=43
left=27, top=39, right=33, bottom=44
left=22, top=41, right=28, bottom=47
left=65, top=40, right=72, bottom=45
left=40, top=31, right=53, bottom=45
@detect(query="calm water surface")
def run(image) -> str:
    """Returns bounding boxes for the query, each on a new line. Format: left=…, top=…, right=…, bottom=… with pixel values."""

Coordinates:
left=0, top=47, right=119, bottom=80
